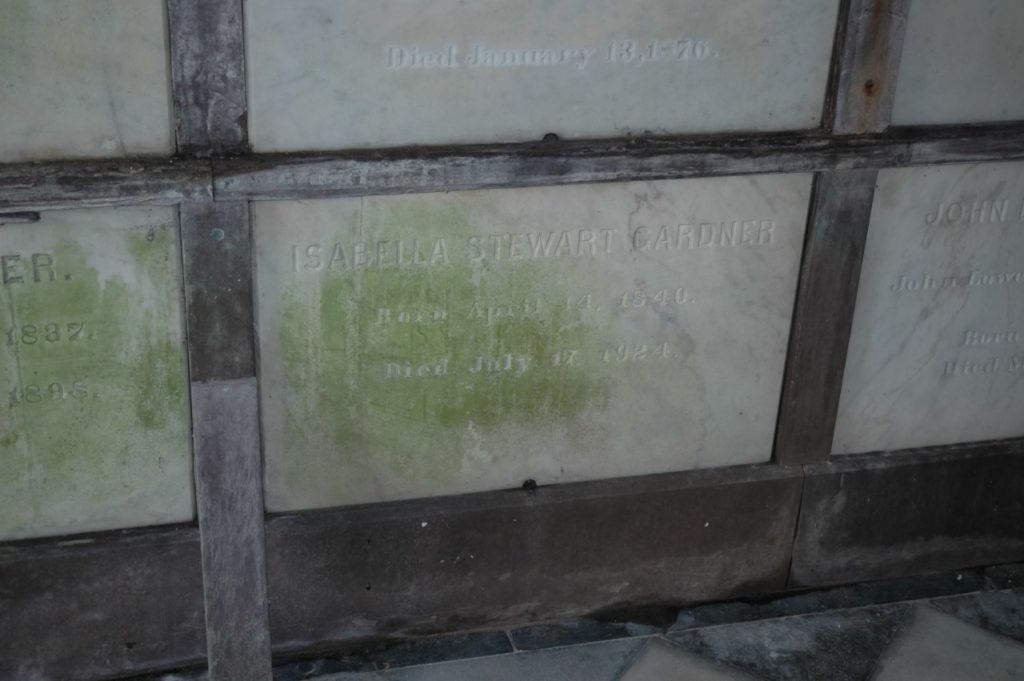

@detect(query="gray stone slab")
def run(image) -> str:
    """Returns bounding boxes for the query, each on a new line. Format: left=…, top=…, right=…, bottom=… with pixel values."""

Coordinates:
left=401, top=637, right=638, bottom=681
left=245, top=0, right=840, bottom=151
left=667, top=605, right=909, bottom=681
left=0, top=527, right=206, bottom=681
left=0, top=207, right=192, bottom=540
left=834, top=162, right=1024, bottom=454
left=872, top=606, right=1024, bottom=680
left=790, top=445, right=1024, bottom=588
left=265, top=466, right=801, bottom=653
left=893, top=1, right=1024, bottom=126
left=672, top=569, right=990, bottom=631
left=254, top=176, right=810, bottom=511
left=0, top=0, right=173, bottom=162
left=620, top=639, right=760, bottom=680
left=310, top=636, right=645, bottom=680
left=510, top=619, right=659, bottom=651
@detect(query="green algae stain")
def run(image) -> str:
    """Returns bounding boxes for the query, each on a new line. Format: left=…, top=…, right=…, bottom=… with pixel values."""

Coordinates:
left=277, top=198, right=616, bottom=488
left=132, top=314, right=187, bottom=430
left=126, top=224, right=187, bottom=430
left=0, top=217, right=190, bottom=540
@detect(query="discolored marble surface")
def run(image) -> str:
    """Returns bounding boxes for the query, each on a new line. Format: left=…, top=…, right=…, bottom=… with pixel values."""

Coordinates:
left=254, top=175, right=810, bottom=511
left=0, top=208, right=192, bottom=540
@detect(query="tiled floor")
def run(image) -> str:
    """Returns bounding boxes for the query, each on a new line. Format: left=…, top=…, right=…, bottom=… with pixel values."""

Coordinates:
left=138, top=565, right=1024, bottom=681
left=301, top=588, right=1024, bottom=680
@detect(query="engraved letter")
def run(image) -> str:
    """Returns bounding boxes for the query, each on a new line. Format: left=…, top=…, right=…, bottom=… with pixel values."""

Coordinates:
left=554, top=231, right=573, bottom=257
left=304, top=245, right=322, bottom=271
left=676, top=224, right=694, bottom=249
left=991, top=199, right=1009, bottom=223
left=1, top=255, right=23, bottom=284
left=600, top=228, right=617, bottom=254
left=376, top=240, right=391, bottom=268
left=353, top=242, right=369, bottom=268
left=945, top=202, right=964, bottom=224
left=31, top=253, right=56, bottom=282
left=527, top=231, right=557, bottom=258
left=386, top=47, right=406, bottom=69
left=578, top=229, right=596, bottom=256
left=969, top=201, right=988, bottom=224
left=698, top=223, right=716, bottom=247
left=430, top=238, right=449, bottom=266
left=632, top=227, right=650, bottom=251
left=653, top=226, right=671, bottom=250
left=329, top=243, right=348, bottom=270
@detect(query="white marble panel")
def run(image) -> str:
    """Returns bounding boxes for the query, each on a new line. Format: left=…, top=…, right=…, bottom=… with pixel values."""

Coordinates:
left=0, top=208, right=193, bottom=540
left=0, top=0, right=173, bottom=163
left=834, top=162, right=1024, bottom=455
left=245, top=0, right=840, bottom=151
left=254, top=175, right=811, bottom=512
left=893, top=1, right=1024, bottom=126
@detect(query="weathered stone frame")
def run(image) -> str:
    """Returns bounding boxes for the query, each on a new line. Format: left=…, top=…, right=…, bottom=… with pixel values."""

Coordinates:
left=1, top=1, right=1023, bottom=679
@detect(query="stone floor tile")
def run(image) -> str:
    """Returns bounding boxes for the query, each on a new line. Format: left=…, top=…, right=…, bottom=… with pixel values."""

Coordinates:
left=321, top=636, right=647, bottom=681
left=667, top=604, right=908, bottom=681
left=871, top=606, right=1024, bottom=680
left=928, top=590, right=1024, bottom=644
left=510, top=619, right=659, bottom=651
left=619, top=638, right=762, bottom=680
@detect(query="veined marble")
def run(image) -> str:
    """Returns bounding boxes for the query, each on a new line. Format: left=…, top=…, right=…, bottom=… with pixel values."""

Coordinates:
left=0, top=208, right=192, bottom=540
left=245, top=0, right=840, bottom=151
left=893, top=1, right=1024, bottom=126
left=834, top=162, right=1024, bottom=454
left=254, top=175, right=811, bottom=511
left=0, top=0, right=173, bottom=163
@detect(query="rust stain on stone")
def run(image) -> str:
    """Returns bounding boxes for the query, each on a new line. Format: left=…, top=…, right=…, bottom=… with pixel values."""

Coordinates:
left=854, top=0, right=902, bottom=123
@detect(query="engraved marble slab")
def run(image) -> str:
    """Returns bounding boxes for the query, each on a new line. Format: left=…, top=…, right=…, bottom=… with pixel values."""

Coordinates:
left=255, top=175, right=811, bottom=511
left=245, top=0, right=840, bottom=152
left=0, top=208, right=192, bottom=540
left=893, top=1, right=1024, bottom=126
left=834, top=162, right=1024, bottom=455
left=0, top=0, right=173, bottom=163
